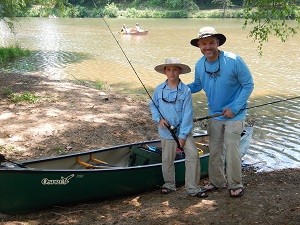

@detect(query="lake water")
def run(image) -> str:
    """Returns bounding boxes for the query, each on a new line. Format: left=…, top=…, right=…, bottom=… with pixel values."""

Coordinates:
left=1, top=18, right=299, bottom=172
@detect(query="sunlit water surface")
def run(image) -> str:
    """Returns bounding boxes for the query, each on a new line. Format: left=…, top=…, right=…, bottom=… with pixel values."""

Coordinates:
left=1, top=18, right=299, bottom=172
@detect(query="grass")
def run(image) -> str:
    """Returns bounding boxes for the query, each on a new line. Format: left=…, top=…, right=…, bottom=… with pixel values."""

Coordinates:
left=1, top=87, right=39, bottom=103
left=53, top=146, right=68, bottom=155
left=0, top=46, right=30, bottom=66
left=92, top=80, right=107, bottom=90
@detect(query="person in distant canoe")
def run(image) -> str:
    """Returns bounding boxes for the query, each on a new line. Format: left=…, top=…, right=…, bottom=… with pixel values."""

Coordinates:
left=188, top=27, right=254, bottom=198
left=149, top=57, right=208, bottom=198
left=134, top=23, right=143, bottom=32
left=121, top=24, right=130, bottom=33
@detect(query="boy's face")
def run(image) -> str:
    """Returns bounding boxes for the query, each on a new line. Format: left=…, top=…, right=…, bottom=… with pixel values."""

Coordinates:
left=164, top=65, right=182, bottom=81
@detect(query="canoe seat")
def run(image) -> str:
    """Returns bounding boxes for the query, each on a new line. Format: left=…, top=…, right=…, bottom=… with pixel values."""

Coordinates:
left=76, top=155, right=113, bottom=169
left=129, top=147, right=162, bottom=166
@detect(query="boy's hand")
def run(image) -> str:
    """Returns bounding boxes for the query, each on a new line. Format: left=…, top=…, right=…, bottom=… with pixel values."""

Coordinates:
left=159, top=118, right=169, bottom=128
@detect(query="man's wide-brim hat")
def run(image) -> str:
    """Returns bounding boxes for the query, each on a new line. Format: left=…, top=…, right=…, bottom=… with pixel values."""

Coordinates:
left=154, top=58, right=191, bottom=74
left=190, top=26, right=226, bottom=47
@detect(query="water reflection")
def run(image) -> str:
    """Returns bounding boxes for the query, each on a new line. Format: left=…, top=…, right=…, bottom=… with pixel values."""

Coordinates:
left=1, top=18, right=300, bottom=172
left=243, top=99, right=300, bottom=172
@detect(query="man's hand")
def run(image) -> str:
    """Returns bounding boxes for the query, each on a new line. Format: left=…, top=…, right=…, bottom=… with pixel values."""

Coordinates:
left=222, top=108, right=235, bottom=118
left=179, top=138, right=186, bottom=150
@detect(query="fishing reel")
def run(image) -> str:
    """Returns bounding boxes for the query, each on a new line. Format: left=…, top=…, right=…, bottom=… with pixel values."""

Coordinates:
left=169, top=125, right=177, bottom=133
left=200, top=120, right=210, bottom=130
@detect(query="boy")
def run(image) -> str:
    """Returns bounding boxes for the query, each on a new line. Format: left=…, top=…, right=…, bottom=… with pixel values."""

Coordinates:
left=149, top=58, right=207, bottom=198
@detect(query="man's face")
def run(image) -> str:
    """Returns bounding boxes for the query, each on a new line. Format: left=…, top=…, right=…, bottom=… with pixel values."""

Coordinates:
left=197, top=36, right=219, bottom=61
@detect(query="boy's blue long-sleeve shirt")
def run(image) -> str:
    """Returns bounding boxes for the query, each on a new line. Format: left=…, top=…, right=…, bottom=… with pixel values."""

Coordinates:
left=188, top=51, right=254, bottom=121
left=149, top=81, right=194, bottom=140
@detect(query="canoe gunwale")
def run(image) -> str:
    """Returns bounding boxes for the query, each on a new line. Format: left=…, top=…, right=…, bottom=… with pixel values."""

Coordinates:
left=1, top=134, right=209, bottom=172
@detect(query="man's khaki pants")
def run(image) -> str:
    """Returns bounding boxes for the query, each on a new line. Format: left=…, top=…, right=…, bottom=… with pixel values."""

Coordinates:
left=208, top=120, right=244, bottom=190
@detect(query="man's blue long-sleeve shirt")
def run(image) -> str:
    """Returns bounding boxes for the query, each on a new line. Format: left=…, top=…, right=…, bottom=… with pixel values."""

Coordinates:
left=188, top=51, right=254, bottom=121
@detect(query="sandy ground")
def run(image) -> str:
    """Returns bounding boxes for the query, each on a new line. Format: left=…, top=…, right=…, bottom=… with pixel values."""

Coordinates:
left=0, top=73, right=299, bottom=225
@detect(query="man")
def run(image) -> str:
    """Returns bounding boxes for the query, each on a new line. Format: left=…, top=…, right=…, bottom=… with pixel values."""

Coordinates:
left=149, top=58, right=207, bottom=198
left=188, top=27, right=254, bottom=197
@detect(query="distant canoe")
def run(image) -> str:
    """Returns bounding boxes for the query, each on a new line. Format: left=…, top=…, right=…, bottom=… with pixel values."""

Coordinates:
left=120, top=30, right=148, bottom=35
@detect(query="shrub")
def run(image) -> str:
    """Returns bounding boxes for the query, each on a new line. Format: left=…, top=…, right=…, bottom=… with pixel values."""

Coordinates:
left=153, top=10, right=189, bottom=18
left=103, top=2, right=119, bottom=18
left=0, top=88, right=38, bottom=103
left=0, top=46, right=30, bottom=66
left=9, top=91, right=39, bottom=103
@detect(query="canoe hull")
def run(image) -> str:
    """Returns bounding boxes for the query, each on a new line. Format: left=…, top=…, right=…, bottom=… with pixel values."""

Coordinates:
left=0, top=135, right=209, bottom=214
left=0, top=155, right=208, bottom=215
left=0, top=127, right=252, bottom=214
left=120, top=30, right=148, bottom=35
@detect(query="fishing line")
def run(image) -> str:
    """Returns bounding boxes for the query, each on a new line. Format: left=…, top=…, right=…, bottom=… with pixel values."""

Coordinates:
left=194, top=95, right=300, bottom=122
left=102, top=18, right=182, bottom=149
left=102, top=18, right=160, bottom=116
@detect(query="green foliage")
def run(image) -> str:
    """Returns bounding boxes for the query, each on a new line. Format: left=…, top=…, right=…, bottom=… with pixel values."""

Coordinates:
left=0, top=46, right=30, bottom=66
left=212, top=0, right=234, bottom=8
left=1, top=0, right=300, bottom=56
left=193, top=8, right=243, bottom=18
left=243, top=0, right=300, bottom=55
left=0, top=0, right=27, bottom=18
left=123, top=8, right=154, bottom=18
left=0, top=144, right=15, bottom=153
left=62, top=5, right=86, bottom=17
left=53, top=146, right=68, bottom=155
left=226, top=9, right=244, bottom=18
left=153, top=10, right=189, bottom=18
left=1, top=87, right=14, bottom=97
left=25, top=5, right=52, bottom=17
left=0, top=0, right=28, bottom=30
left=1, top=87, right=38, bottom=103
left=128, top=0, right=198, bottom=11
left=88, top=7, right=104, bottom=18
left=103, top=2, right=119, bottom=18
left=130, top=0, right=162, bottom=9
left=165, top=0, right=197, bottom=11
left=93, top=80, right=107, bottom=90
left=11, top=91, right=38, bottom=103
left=123, top=8, right=138, bottom=18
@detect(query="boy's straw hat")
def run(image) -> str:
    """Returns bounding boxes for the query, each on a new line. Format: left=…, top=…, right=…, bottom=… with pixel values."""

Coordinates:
left=154, top=58, right=191, bottom=74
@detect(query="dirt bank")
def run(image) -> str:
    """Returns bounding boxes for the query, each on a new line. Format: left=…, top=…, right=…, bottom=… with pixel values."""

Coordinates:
left=0, top=73, right=299, bottom=225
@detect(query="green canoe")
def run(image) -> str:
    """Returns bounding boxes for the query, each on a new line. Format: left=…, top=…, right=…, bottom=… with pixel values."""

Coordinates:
left=0, top=127, right=253, bottom=215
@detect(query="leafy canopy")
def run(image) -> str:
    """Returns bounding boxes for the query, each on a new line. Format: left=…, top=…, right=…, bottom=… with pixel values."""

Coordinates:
left=243, top=0, right=300, bottom=55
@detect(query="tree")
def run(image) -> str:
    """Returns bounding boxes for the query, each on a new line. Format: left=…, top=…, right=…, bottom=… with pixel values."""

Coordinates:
left=1, top=0, right=300, bottom=55
left=0, top=0, right=28, bottom=30
left=0, top=0, right=70, bottom=30
left=243, top=0, right=300, bottom=55
left=213, top=0, right=234, bottom=18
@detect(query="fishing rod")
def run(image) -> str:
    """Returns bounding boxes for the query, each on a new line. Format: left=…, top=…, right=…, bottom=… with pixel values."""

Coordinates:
left=102, top=18, right=183, bottom=150
left=193, top=95, right=300, bottom=122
